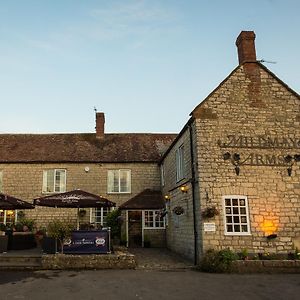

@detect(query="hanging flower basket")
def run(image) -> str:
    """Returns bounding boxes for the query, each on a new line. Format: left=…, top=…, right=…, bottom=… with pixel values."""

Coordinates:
left=201, top=206, right=219, bottom=219
left=173, top=206, right=184, bottom=215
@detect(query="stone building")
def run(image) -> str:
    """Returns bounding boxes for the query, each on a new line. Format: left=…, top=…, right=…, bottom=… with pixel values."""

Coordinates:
left=161, top=31, right=300, bottom=263
left=1, top=31, right=299, bottom=261
left=0, top=114, right=176, bottom=247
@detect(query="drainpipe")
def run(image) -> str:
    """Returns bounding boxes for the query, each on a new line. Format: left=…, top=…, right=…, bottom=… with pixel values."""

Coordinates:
left=189, top=123, right=198, bottom=265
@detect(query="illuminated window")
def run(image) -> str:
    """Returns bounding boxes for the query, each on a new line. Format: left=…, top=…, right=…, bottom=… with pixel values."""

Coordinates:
left=223, top=195, right=250, bottom=235
left=42, top=169, right=66, bottom=193
left=107, top=170, right=131, bottom=193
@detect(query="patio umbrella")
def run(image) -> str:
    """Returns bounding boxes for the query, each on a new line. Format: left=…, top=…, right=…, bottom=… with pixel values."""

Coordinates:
left=33, top=189, right=116, bottom=229
left=0, top=193, right=34, bottom=210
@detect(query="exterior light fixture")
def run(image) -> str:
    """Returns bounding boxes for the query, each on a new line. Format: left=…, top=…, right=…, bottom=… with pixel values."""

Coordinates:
left=223, top=152, right=241, bottom=175
left=266, top=233, right=277, bottom=240
left=164, top=195, right=170, bottom=201
left=180, top=185, right=188, bottom=193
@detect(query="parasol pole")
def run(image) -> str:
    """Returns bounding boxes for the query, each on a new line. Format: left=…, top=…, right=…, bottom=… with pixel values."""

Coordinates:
left=77, top=207, right=80, bottom=230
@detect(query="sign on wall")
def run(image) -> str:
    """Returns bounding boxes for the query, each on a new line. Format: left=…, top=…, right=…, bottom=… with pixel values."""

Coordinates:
left=204, top=223, right=216, bottom=232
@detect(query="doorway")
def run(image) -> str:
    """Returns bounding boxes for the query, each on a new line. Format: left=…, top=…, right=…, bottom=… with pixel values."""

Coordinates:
left=128, top=211, right=142, bottom=247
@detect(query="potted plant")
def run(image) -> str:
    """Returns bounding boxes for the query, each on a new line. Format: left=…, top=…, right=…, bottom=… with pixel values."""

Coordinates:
left=173, top=206, right=184, bottom=215
left=201, top=206, right=219, bottom=219
left=47, top=219, right=75, bottom=254
left=0, top=224, right=8, bottom=253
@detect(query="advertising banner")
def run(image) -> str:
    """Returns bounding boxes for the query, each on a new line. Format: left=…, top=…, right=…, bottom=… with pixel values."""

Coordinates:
left=63, top=229, right=110, bottom=254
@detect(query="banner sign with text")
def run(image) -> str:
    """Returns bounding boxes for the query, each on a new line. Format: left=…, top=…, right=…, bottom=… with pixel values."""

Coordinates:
left=63, top=230, right=110, bottom=254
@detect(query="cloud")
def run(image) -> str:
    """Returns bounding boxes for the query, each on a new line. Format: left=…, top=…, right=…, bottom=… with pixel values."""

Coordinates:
left=85, top=0, right=179, bottom=40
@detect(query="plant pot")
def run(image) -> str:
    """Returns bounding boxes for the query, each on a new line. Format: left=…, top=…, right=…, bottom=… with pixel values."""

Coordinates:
left=0, top=235, right=8, bottom=253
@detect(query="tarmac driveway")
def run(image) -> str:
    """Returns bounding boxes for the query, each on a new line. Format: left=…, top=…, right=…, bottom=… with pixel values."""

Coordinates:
left=0, top=269, right=300, bottom=300
left=129, top=247, right=193, bottom=270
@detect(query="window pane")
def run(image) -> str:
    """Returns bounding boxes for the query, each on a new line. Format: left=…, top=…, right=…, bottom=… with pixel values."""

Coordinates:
left=120, top=170, right=130, bottom=193
left=232, top=199, right=238, bottom=206
left=55, top=170, right=66, bottom=192
left=176, top=146, right=184, bottom=181
left=239, top=199, right=245, bottom=206
left=108, top=170, right=118, bottom=192
left=225, top=198, right=231, bottom=206
left=226, top=216, right=232, bottom=223
left=233, top=216, right=240, bottom=223
left=233, top=207, right=239, bottom=214
left=241, top=216, right=247, bottom=223
left=241, top=225, right=248, bottom=232
left=240, top=208, right=246, bottom=214
left=46, top=170, right=54, bottom=193
left=227, top=225, right=233, bottom=232
left=234, top=225, right=240, bottom=232
left=226, top=207, right=231, bottom=214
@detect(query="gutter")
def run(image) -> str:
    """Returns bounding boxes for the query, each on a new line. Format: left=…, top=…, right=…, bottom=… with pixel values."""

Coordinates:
left=188, top=123, right=198, bottom=266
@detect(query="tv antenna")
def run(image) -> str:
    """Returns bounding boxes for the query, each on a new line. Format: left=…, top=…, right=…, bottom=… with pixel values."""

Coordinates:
left=93, top=106, right=97, bottom=113
left=259, top=59, right=277, bottom=64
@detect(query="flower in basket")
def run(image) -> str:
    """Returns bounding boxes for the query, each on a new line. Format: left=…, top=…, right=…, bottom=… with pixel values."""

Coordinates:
left=173, top=206, right=184, bottom=215
left=201, top=206, right=219, bottom=219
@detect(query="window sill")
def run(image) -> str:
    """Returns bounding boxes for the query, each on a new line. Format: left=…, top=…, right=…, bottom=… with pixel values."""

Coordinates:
left=107, top=192, right=131, bottom=194
left=224, top=233, right=252, bottom=236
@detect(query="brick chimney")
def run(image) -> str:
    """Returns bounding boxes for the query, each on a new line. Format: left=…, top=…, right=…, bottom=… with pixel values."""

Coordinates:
left=95, top=112, right=105, bottom=139
left=236, top=31, right=257, bottom=64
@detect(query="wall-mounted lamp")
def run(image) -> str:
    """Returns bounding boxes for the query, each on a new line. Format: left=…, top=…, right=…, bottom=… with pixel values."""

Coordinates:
left=180, top=185, right=188, bottom=193
left=223, top=152, right=241, bottom=175
left=164, top=195, right=170, bottom=201
left=284, top=154, right=300, bottom=176
left=266, top=233, right=277, bottom=240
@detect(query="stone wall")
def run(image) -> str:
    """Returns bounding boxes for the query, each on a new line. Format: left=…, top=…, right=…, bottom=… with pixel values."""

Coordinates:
left=194, top=64, right=300, bottom=255
left=0, top=162, right=161, bottom=228
left=162, top=128, right=197, bottom=261
left=144, top=228, right=166, bottom=247
left=41, top=251, right=136, bottom=270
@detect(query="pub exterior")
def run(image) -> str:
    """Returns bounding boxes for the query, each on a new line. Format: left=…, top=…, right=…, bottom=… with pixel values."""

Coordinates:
left=161, top=31, right=300, bottom=263
left=1, top=31, right=299, bottom=263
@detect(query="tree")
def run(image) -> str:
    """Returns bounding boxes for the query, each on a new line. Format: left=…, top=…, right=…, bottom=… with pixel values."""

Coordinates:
left=47, top=219, right=75, bottom=254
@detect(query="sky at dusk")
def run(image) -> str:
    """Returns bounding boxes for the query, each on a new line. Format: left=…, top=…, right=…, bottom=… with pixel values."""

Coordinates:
left=0, top=0, right=299, bottom=134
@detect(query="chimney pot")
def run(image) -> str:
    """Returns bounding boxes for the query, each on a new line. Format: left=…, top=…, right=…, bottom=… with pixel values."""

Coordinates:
left=236, top=31, right=257, bottom=65
left=95, top=112, right=105, bottom=139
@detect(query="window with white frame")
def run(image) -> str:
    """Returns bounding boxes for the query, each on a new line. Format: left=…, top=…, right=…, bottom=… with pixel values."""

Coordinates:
left=42, top=169, right=66, bottom=193
left=223, top=195, right=250, bottom=235
left=143, top=210, right=165, bottom=229
left=176, top=145, right=184, bottom=182
left=160, top=164, right=165, bottom=186
left=0, top=171, right=2, bottom=192
left=107, top=169, right=131, bottom=193
left=93, top=207, right=113, bottom=227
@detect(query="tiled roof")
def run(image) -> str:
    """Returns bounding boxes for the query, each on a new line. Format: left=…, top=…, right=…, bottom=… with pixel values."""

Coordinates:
left=119, top=189, right=165, bottom=210
left=0, top=133, right=176, bottom=163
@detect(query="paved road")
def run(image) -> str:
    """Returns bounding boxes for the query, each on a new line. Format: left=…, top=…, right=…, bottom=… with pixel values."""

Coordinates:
left=0, top=269, right=299, bottom=300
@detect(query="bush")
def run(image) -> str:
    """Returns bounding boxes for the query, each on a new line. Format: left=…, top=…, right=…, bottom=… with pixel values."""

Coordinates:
left=106, top=209, right=121, bottom=239
left=199, top=248, right=238, bottom=273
